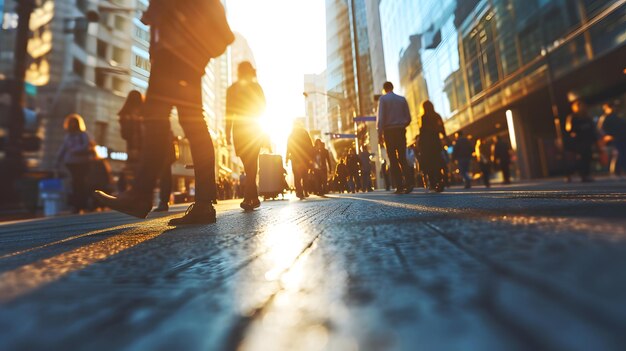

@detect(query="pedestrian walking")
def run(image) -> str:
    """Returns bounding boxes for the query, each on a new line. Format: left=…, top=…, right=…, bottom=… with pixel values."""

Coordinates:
left=380, top=160, right=391, bottom=191
left=492, top=136, right=512, bottom=184
left=226, top=61, right=267, bottom=211
left=286, top=122, right=314, bottom=199
left=359, top=146, right=374, bottom=192
left=94, top=1, right=234, bottom=225
left=335, top=159, right=349, bottom=193
left=564, top=96, right=600, bottom=183
left=346, top=148, right=361, bottom=193
left=419, top=101, right=447, bottom=192
left=313, top=139, right=332, bottom=195
left=475, top=138, right=491, bottom=188
left=453, top=131, right=474, bottom=189
left=56, top=114, right=94, bottom=213
left=598, top=101, right=626, bottom=178
left=377, top=82, right=413, bottom=194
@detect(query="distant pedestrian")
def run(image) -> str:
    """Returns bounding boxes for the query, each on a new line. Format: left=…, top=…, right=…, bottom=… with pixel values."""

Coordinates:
left=564, top=96, right=599, bottom=183
left=598, top=101, right=626, bottom=178
left=226, top=61, right=267, bottom=211
left=95, top=1, right=234, bottom=225
left=56, top=114, right=94, bottom=213
left=335, top=159, right=349, bottom=193
left=475, top=138, right=491, bottom=188
left=492, top=136, right=512, bottom=184
left=380, top=160, right=391, bottom=191
left=377, top=82, right=413, bottom=194
left=287, top=122, right=314, bottom=199
left=313, top=139, right=332, bottom=195
left=346, top=148, right=361, bottom=193
left=238, top=171, right=247, bottom=198
left=118, top=90, right=144, bottom=167
left=453, top=131, right=473, bottom=189
left=419, top=101, right=447, bottom=192
left=359, top=146, right=374, bottom=192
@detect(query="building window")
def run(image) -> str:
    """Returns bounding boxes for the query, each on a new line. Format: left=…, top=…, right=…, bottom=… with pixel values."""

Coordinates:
left=94, top=121, right=108, bottom=145
left=97, top=39, right=108, bottom=60
left=112, top=47, right=125, bottom=65
left=134, top=54, right=150, bottom=72
left=74, top=30, right=87, bottom=49
left=72, top=59, right=85, bottom=77
left=95, top=69, right=106, bottom=88
left=114, top=15, right=127, bottom=31
left=112, top=77, right=125, bottom=93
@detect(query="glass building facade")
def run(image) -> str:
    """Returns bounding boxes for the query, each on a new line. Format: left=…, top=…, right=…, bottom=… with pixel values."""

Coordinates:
left=380, top=0, right=626, bottom=178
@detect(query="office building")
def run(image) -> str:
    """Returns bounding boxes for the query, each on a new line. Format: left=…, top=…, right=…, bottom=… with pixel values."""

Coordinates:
left=380, top=0, right=626, bottom=178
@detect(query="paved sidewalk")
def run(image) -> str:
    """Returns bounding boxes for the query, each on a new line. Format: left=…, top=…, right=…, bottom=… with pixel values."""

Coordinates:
left=0, top=181, right=625, bottom=350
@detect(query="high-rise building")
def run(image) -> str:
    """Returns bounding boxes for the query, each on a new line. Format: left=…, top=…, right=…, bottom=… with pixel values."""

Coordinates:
left=304, top=72, right=330, bottom=145
left=380, top=0, right=626, bottom=178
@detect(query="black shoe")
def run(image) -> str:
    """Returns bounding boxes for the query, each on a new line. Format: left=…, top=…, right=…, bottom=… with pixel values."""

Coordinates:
left=403, top=186, right=414, bottom=194
left=153, top=202, right=169, bottom=212
left=394, top=188, right=405, bottom=195
left=168, top=203, right=216, bottom=226
left=240, top=198, right=261, bottom=211
left=93, top=190, right=152, bottom=219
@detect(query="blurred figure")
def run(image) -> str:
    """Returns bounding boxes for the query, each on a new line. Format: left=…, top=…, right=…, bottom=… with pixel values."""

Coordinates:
left=453, top=131, right=473, bottom=189
left=238, top=171, right=247, bottom=198
left=419, top=101, right=447, bottom=192
left=335, top=159, right=349, bottom=193
left=346, top=148, right=361, bottom=193
left=226, top=61, right=266, bottom=211
left=95, top=1, right=234, bottom=225
left=492, top=136, right=512, bottom=184
left=565, top=97, right=599, bottom=183
left=598, top=101, right=626, bottom=178
left=287, top=122, right=314, bottom=199
left=380, top=159, right=391, bottom=191
left=475, top=138, right=491, bottom=188
left=377, top=82, right=413, bottom=194
left=313, top=139, right=332, bottom=195
left=56, top=114, right=94, bottom=213
left=359, top=146, right=374, bottom=192
left=118, top=90, right=144, bottom=167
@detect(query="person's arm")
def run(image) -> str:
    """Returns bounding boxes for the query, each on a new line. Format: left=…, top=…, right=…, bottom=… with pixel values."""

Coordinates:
left=56, top=136, right=67, bottom=167
left=403, top=98, right=412, bottom=127
left=377, top=98, right=385, bottom=144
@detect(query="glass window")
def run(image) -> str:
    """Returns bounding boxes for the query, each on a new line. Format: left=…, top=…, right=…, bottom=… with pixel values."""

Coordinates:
left=97, top=39, right=107, bottom=60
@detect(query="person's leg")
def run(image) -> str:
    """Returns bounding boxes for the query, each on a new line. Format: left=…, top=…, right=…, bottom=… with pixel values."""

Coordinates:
left=579, top=145, right=593, bottom=180
left=459, top=159, right=471, bottom=188
left=615, top=142, right=626, bottom=176
left=242, top=149, right=259, bottom=201
left=293, top=163, right=303, bottom=197
left=159, top=162, right=172, bottom=205
left=384, top=129, right=403, bottom=190
left=67, top=163, right=84, bottom=211
left=501, top=160, right=511, bottom=184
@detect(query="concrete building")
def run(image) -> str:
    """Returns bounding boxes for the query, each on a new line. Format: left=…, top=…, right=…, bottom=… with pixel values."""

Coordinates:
left=379, top=0, right=626, bottom=179
left=303, top=71, right=330, bottom=145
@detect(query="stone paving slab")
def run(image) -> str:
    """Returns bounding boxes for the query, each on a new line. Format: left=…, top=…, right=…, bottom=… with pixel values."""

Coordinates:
left=0, top=181, right=625, bottom=351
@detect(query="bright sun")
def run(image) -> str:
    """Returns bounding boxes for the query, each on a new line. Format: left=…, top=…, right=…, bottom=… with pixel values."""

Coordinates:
left=259, top=110, right=294, bottom=160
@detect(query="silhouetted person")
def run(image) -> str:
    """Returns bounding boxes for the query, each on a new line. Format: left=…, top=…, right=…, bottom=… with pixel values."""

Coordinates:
left=492, top=136, right=512, bottom=184
left=313, top=139, right=332, bottom=195
left=476, top=138, right=491, bottom=188
left=153, top=135, right=176, bottom=212
left=94, top=1, right=234, bottom=225
left=118, top=90, right=144, bottom=166
left=377, top=82, right=413, bottom=194
left=359, top=146, right=374, bottom=192
left=380, top=160, right=391, bottom=191
left=56, top=114, right=93, bottom=213
left=346, top=148, right=361, bottom=193
left=598, top=101, right=626, bottom=177
left=287, top=122, right=314, bottom=199
left=226, top=61, right=266, bottom=211
left=335, top=159, right=349, bottom=193
left=238, top=171, right=247, bottom=198
left=452, top=131, right=473, bottom=189
left=565, top=97, right=598, bottom=183
left=419, top=101, right=447, bottom=192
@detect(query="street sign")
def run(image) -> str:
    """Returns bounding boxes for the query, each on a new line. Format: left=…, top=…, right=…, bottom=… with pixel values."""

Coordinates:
left=325, top=133, right=357, bottom=139
left=353, top=116, right=376, bottom=122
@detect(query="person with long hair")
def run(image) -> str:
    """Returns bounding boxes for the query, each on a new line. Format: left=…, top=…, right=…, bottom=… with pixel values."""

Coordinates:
left=418, top=101, right=447, bottom=192
left=56, top=114, right=93, bottom=213
left=226, top=61, right=266, bottom=211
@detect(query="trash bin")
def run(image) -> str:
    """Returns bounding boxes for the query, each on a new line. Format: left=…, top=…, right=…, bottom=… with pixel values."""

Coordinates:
left=39, top=178, right=64, bottom=217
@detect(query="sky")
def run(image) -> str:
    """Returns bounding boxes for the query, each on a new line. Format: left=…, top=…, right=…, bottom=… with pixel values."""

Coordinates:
left=226, top=0, right=327, bottom=153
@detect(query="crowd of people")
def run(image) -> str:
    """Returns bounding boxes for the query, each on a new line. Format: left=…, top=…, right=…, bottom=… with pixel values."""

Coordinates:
left=51, top=1, right=624, bottom=225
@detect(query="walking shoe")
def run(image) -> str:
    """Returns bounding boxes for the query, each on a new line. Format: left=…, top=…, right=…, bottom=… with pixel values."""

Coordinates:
left=93, top=190, right=152, bottom=219
left=394, top=188, right=405, bottom=195
left=153, top=202, right=169, bottom=212
left=403, top=186, right=414, bottom=194
left=168, top=203, right=216, bottom=226
left=240, top=198, right=261, bottom=211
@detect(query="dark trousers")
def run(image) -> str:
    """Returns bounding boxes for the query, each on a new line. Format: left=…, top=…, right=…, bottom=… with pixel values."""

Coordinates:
left=578, top=146, right=593, bottom=179
left=479, top=162, right=491, bottom=187
left=383, top=127, right=409, bottom=189
left=159, top=162, right=172, bottom=204
left=66, top=162, right=89, bottom=211
left=292, top=162, right=308, bottom=197
left=240, top=148, right=260, bottom=201
left=314, top=169, right=327, bottom=195
left=135, top=50, right=215, bottom=204
left=499, top=160, right=511, bottom=184
left=616, top=141, right=626, bottom=175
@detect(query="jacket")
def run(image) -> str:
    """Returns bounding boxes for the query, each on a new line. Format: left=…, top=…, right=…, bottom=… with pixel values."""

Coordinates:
left=377, top=92, right=412, bottom=131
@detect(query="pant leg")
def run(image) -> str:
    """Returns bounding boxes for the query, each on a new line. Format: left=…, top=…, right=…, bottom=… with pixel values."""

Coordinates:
left=578, top=145, right=593, bottom=178
left=615, top=142, right=626, bottom=175
left=241, top=150, right=259, bottom=200
left=293, top=163, right=305, bottom=196
left=67, top=163, right=89, bottom=211
left=175, top=72, right=216, bottom=205
left=501, top=160, right=511, bottom=183
left=458, top=159, right=471, bottom=186
left=159, top=162, right=172, bottom=204
left=384, top=128, right=407, bottom=189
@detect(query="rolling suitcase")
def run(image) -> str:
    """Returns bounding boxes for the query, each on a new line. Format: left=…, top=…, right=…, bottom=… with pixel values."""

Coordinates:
left=258, top=154, right=285, bottom=199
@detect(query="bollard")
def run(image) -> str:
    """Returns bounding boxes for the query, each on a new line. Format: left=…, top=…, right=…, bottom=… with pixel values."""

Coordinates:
left=39, top=178, right=64, bottom=217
